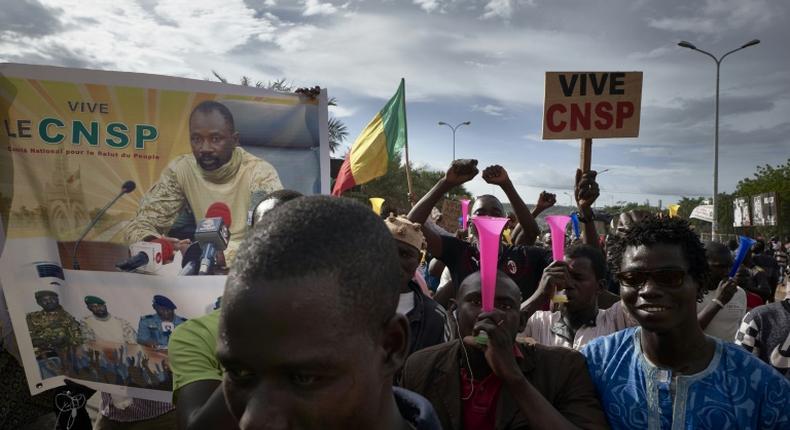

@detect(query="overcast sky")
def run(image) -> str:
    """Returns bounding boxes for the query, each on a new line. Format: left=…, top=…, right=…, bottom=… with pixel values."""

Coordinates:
left=1, top=0, right=788, bottom=207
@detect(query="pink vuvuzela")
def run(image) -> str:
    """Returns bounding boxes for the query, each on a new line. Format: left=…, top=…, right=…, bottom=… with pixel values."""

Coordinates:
left=471, top=216, right=509, bottom=312
left=460, top=199, right=471, bottom=230
left=545, top=215, right=571, bottom=262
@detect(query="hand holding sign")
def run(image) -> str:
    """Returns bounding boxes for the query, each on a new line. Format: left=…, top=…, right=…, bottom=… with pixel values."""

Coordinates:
left=444, top=159, right=479, bottom=186
left=575, top=169, right=600, bottom=212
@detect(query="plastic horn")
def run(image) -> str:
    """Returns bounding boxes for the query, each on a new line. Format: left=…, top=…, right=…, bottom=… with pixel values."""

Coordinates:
left=460, top=199, right=471, bottom=230
left=369, top=198, right=385, bottom=215
left=471, top=215, right=509, bottom=345
left=729, top=236, right=756, bottom=278
left=545, top=215, right=571, bottom=303
left=570, top=212, right=581, bottom=240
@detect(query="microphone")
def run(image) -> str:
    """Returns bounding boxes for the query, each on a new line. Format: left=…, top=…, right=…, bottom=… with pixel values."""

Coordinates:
left=72, top=180, right=136, bottom=270
left=178, top=242, right=203, bottom=276
left=116, top=238, right=174, bottom=273
left=196, top=203, right=231, bottom=275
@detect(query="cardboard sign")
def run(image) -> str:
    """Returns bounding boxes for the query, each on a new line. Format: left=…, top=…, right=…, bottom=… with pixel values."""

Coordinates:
left=733, top=197, right=751, bottom=227
left=752, top=195, right=765, bottom=226
left=760, top=192, right=779, bottom=226
left=542, top=71, right=643, bottom=139
left=438, top=199, right=461, bottom=233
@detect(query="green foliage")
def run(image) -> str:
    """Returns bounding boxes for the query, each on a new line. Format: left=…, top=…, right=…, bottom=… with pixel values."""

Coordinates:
left=347, top=153, right=470, bottom=216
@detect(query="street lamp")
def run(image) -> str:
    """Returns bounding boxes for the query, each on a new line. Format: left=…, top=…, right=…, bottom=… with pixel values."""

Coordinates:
left=678, top=38, right=760, bottom=239
left=438, top=121, right=471, bottom=160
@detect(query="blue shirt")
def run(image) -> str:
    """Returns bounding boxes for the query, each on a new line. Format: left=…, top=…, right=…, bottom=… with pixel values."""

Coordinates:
left=582, top=327, right=790, bottom=430
left=136, top=314, right=187, bottom=348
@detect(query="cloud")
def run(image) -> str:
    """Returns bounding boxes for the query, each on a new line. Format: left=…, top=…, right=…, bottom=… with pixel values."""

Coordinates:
left=274, top=24, right=318, bottom=51
left=647, top=17, right=716, bottom=34
left=647, top=0, right=775, bottom=34
left=329, top=104, right=356, bottom=118
left=302, top=0, right=337, bottom=16
left=513, top=165, right=575, bottom=190
left=413, top=0, right=443, bottom=13
left=0, top=0, right=62, bottom=37
left=628, top=147, right=670, bottom=157
left=472, top=104, right=505, bottom=116
left=481, top=0, right=513, bottom=20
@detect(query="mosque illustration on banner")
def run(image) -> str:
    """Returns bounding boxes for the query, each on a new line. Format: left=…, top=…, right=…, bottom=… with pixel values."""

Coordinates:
left=45, top=155, right=89, bottom=238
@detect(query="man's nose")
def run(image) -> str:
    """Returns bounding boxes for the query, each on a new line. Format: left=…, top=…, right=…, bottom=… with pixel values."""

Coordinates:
left=638, top=277, right=664, bottom=298
left=238, top=386, right=291, bottom=430
left=197, top=138, right=213, bottom=153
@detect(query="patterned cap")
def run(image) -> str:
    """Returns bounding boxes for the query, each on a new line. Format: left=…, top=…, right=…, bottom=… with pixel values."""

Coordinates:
left=384, top=215, right=425, bottom=251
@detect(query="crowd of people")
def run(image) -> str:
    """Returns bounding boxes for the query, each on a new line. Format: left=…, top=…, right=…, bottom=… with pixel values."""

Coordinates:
left=2, top=114, right=789, bottom=429
left=170, top=159, right=790, bottom=429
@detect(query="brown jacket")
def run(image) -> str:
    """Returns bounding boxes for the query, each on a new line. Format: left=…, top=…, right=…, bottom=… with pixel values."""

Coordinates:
left=401, top=340, right=609, bottom=430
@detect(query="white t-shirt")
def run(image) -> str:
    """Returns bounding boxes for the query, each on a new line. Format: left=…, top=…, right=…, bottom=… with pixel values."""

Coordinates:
left=697, top=287, right=747, bottom=341
left=397, top=292, right=416, bottom=316
left=522, top=301, right=636, bottom=350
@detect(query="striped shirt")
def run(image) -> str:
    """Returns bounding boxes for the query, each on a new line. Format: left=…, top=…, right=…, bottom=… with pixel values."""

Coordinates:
left=100, top=394, right=173, bottom=422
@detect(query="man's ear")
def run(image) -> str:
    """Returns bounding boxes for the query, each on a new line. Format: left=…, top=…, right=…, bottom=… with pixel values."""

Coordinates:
left=381, top=313, right=410, bottom=378
left=597, top=278, right=607, bottom=291
left=231, top=131, right=240, bottom=147
left=448, top=298, right=458, bottom=312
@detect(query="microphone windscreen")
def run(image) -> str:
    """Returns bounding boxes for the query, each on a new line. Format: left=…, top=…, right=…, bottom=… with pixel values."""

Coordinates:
left=121, top=180, right=136, bottom=193
left=149, top=238, right=174, bottom=263
left=206, top=202, right=232, bottom=228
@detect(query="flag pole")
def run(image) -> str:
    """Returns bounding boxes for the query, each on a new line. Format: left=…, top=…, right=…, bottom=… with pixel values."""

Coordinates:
left=401, top=78, right=415, bottom=206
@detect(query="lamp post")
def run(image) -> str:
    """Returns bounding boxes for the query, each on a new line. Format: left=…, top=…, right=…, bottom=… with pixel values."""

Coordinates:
left=438, top=121, right=471, bottom=161
left=678, top=39, right=760, bottom=240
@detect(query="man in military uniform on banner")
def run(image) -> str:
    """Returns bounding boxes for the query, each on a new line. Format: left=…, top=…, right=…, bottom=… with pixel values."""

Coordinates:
left=25, top=290, right=83, bottom=378
left=137, top=295, right=186, bottom=350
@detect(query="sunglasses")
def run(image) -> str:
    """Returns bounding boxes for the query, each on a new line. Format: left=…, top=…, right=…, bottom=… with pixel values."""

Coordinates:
left=616, top=269, right=687, bottom=289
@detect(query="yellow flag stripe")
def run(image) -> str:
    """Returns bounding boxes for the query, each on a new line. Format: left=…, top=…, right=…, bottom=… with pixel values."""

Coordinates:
left=349, top=112, right=389, bottom=184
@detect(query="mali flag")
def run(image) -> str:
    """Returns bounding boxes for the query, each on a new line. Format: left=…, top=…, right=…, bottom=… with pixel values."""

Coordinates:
left=332, top=79, right=407, bottom=196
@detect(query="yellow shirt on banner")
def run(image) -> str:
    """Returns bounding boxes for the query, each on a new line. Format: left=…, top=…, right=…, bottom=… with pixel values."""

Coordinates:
left=122, top=148, right=282, bottom=263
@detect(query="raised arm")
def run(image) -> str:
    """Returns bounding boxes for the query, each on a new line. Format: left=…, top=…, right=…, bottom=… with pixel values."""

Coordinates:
left=482, top=165, right=539, bottom=245
left=532, top=191, right=557, bottom=218
left=697, top=278, right=738, bottom=329
left=575, top=169, right=600, bottom=248
left=407, top=159, right=478, bottom=259
left=514, top=192, right=557, bottom=245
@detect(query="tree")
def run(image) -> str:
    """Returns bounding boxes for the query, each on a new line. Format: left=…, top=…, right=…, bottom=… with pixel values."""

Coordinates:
left=211, top=72, right=348, bottom=153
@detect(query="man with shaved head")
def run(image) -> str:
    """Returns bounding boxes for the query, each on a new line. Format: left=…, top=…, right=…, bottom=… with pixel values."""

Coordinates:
left=218, top=196, right=441, bottom=429
left=402, top=270, right=607, bottom=430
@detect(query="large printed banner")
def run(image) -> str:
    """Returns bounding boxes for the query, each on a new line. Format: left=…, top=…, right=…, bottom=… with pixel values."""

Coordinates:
left=0, top=63, right=329, bottom=401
